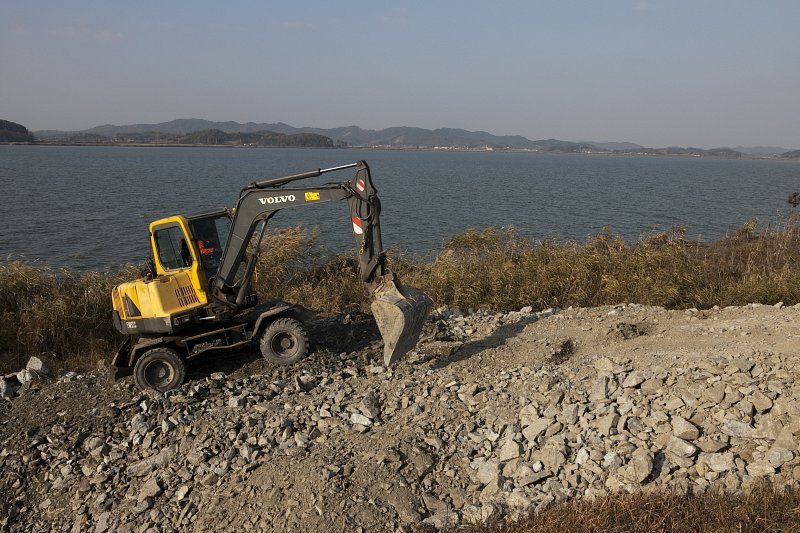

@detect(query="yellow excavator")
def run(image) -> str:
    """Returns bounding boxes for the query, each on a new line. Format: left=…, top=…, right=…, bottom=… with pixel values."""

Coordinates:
left=109, top=161, right=431, bottom=391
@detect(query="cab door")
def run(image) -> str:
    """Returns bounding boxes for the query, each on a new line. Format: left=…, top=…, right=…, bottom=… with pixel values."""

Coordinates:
left=152, top=223, right=194, bottom=272
left=149, top=217, right=208, bottom=306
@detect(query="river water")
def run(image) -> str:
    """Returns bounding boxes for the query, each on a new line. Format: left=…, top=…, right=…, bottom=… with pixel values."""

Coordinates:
left=1, top=145, right=798, bottom=271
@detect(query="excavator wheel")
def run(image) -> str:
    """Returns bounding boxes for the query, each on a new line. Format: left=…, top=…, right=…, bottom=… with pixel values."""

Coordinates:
left=260, top=318, right=309, bottom=365
left=134, top=347, right=187, bottom=392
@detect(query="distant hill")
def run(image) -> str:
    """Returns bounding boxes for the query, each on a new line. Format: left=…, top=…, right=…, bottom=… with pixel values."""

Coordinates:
left=35, top=119, right=291, bottom=139
left=32, top=119, right=798, bottom=156
left=733, top=145, right=791, bottom=156
left=582, top=141, right=644, bottom=151
left=37, top=119, right=597, bottom=150
left=0, top=120, right=35, bottom=142
left=176, top=129, right=335, bottom=148
left=36, top=128, right=336, bottom=148
left=88, top=119, right=291, bottom=137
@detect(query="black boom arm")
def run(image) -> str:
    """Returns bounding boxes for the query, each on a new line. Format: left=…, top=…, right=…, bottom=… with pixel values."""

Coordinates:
left=209, top=161, right=387, bottom=310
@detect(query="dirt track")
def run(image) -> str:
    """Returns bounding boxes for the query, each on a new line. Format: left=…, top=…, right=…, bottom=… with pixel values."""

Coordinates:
left=2, top=303, right=800, bottom=532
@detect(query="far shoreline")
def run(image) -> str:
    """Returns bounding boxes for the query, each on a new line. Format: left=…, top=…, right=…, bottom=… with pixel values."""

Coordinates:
left=2, top=141, right=798, bottom=161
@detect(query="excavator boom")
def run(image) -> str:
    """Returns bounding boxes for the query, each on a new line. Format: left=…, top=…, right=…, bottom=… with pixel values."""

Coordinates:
left=209, top=160, right=431, bottom=365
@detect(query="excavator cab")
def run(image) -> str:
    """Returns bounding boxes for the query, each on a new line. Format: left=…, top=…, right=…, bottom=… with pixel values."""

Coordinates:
left=112, top=210, right=235, bottom=336
left=150, top=209, right=232, bottom=286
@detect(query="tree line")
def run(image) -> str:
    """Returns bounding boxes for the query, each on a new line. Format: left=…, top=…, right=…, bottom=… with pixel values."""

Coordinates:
left=47, top=128, right=340, bottom=148
left=0, top=120, right=35, bottom=142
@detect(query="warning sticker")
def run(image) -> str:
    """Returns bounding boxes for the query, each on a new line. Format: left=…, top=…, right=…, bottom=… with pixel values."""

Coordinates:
left=304, top=191, right=321, bottom=201
left=351, top=217, right=364, bottom=235
left=356, top=179, right=366, bottom=192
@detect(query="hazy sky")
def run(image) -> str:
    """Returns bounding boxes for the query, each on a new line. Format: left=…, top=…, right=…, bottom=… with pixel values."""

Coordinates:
left=2, top=1, right=798, bottom=148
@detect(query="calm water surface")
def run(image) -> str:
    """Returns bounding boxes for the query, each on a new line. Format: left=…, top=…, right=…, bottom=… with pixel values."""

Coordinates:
left=1, top=145, right=798, bottom=270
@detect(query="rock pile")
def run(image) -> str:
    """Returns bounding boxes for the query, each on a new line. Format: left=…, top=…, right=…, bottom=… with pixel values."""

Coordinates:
left=1, top=303, right=799, bottom=532
left=1, top=356, right=51, bottom=399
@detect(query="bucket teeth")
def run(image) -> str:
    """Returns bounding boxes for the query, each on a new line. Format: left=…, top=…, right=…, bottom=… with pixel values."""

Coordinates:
left=371, top=280, right=432, bottom=366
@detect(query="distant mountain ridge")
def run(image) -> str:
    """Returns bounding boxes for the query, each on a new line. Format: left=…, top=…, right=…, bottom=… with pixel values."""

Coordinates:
left=37, top=119, right=559, bottom=150
left=35, top=119, right=638, bottom=150
left=32, top=118, right=794, bottom=155
left=732, top=146, right=792, bottom=156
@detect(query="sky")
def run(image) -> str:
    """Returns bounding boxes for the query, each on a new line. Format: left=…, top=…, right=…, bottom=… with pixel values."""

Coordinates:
left=2, top=1, right=799, bottom=149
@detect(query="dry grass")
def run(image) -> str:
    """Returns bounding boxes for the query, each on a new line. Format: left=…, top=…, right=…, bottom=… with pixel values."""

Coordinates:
left=3, top=217, right=800, bottom=373
left=250, top=227, right=367, bottom=314
left=402, top=215, right=800, bottom=312
left=0, top=261, right=133, bottom=373
left=462, top=483, right=800, bottom=533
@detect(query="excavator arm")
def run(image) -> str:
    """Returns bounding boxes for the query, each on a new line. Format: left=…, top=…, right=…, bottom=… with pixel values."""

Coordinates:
left=210, top=160, right=431, bottom=365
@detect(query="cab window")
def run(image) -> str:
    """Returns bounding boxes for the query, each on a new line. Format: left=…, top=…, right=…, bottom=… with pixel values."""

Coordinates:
left=154, top=225, right=192, bottom=270
left=189, top=215, right=230, bottom=275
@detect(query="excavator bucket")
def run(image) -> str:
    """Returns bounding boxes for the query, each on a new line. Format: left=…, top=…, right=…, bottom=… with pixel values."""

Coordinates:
left=371, top=278, right=432, bottom=366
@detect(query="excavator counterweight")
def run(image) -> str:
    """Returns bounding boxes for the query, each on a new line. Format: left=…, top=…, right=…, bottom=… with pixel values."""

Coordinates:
left=110, top=161, right=432, bottom=391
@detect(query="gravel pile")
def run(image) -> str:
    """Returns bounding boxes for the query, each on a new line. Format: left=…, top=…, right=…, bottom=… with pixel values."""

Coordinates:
left=2, top=303, right=799, bottom=532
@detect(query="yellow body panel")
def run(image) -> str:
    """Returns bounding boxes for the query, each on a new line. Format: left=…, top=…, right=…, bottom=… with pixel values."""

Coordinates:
left=113, top=271, right=206, bottom=321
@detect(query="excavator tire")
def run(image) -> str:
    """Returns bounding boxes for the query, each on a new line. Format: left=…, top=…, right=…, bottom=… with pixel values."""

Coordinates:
left=260, top=318, right=309, bottom=365
left=134, top=347, right=187, bottom=392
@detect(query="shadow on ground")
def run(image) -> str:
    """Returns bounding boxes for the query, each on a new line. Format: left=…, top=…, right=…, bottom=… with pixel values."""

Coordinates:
left=185, top=311, right=384, bottom=385
left=431, top=315, right=542, bottom=370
